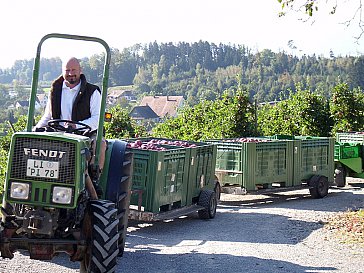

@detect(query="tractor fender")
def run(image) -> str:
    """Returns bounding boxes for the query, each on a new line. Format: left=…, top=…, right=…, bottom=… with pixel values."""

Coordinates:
left=105, top=139, right=128, bottom=202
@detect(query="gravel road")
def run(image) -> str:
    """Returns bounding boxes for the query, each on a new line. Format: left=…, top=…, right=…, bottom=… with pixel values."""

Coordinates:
left=0, top=179, right=363, bottom=273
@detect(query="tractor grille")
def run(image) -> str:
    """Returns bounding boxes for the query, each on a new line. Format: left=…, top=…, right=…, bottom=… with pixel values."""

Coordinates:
left=10, top=136, right=76, bottom=184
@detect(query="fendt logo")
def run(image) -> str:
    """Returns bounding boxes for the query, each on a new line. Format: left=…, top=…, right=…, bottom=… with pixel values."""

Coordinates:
left=23, top=148, right=66, bottom=159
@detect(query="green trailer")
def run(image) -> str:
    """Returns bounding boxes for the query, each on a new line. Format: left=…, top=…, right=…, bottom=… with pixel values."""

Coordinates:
left=334, top=132, right=364, bottom=187
left=209, top=138, right=294, bottom=191
left=210, top=136, right=334, bottom=198
left=291, top=136, right=335, bottom=197
left=125, top=138, right=218, bottom=221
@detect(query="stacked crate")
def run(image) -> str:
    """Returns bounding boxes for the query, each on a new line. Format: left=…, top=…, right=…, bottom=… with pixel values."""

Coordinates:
left=208, top=138, right=294, bottom=191
left=210, top=136, right=335, bottom=191
left=125, top=138, right=216, bottom=213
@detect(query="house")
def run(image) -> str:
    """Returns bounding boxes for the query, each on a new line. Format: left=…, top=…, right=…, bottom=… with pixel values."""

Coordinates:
left=36, top=93, right=48, bottom=108
left=129, top=105, right=160, bottom=123
left=107, top=89, right=137, bottom=104
left=15, top=99, right=41, bottom=110
left=15, top=100, right=29, bottom=109
left=139, top=95, right=184, bottom=119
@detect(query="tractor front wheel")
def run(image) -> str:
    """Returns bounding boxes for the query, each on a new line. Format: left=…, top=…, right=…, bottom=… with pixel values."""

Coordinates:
left=80, top=200, right=119, bottom=273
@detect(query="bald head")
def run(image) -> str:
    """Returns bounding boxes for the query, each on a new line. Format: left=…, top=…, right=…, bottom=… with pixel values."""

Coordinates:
left=63, top=57, right=82, bottom=88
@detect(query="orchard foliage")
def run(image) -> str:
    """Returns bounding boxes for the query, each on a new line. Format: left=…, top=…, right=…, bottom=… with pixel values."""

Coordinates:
left=154, top=82, right=364, bottom=140
left=104, top=105, right=146, bottom=139
left=0, top=115, right=27, bottom=197
left=152, top=87, right=256, bottom=141
left=330, top=83, right=364, bottom=133
left=258, top=84, right=332, bottom=136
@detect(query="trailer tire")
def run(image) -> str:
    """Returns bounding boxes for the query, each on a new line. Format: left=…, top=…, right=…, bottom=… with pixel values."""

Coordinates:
left=80, top=200, right=119, bottom=273
left=334, top=166, right=346, bottom=187
left=309, top=175, right=329, bottom=199
left=198, top=189, right=217, bottom=219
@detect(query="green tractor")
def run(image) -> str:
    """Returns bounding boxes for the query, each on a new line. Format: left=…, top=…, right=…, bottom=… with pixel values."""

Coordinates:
left=0, top=34, right=132, bottom=272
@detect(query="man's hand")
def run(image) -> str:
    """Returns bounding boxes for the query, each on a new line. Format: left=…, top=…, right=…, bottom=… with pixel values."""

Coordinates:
left=65, top=122, right=76, bottom=129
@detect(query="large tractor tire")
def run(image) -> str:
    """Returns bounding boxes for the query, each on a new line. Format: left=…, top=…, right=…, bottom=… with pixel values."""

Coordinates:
left=80, top=200, right=119, bottom=273
left=198, top=189, right=217, bottom=220
left=309, top=175, right=329, bottom=199
left=105, top=140, right=133, bottom=257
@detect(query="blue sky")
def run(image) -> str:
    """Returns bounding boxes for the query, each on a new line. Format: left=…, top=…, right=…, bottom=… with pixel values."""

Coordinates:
left=1, top=0, right=363, bottom=69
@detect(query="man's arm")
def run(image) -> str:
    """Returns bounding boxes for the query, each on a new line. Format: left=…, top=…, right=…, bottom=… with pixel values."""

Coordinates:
left=35, top=97, right=52, bottom=128
left=79, top=90, right=102, bottom=131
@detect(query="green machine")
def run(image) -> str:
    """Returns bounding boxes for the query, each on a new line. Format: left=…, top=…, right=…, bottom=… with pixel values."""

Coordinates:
left=0, top=34, right=132, bottom=273
left=334, top=132, right=364, bottom=187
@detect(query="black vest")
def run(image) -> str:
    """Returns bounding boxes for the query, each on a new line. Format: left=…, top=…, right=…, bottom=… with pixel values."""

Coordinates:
left=50, top=74, right=100, bottom=122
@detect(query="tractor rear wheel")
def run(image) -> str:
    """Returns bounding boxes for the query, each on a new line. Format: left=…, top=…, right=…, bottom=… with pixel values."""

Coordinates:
left=80, top=200, right=119, bottom=273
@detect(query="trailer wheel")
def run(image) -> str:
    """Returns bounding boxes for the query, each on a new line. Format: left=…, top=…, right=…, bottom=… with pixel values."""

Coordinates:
left=334, top=166, right=346, bottom=187
left=309, top=175, right=329, bottom=199
left=80, top=200, right=119, bottom=273
left=198, top=190, right=217, bottom=219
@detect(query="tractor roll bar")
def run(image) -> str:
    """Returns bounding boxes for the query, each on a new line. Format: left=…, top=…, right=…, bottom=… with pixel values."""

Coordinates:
left=27, top=33, right=111, bottom=168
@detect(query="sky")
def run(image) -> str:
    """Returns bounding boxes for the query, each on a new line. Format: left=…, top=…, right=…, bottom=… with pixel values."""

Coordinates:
left=0, top=0, right=363, bottom=69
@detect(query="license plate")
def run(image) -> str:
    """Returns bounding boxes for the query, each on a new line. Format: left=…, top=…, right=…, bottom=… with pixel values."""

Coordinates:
left=27, top=159, right=59, bottom=179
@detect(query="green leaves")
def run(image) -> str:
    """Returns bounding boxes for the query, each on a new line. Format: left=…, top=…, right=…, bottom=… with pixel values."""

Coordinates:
left=152, top=88, right=256, bottom=141
left=258, top=84, right=332, bottom=136
left=104, top=105, right=145, bottom=139
left=329, top=82, right=364, bottom=133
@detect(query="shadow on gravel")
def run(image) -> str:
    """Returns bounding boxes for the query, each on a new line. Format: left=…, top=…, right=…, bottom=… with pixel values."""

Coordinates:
left=219, top=188, right=364, bottom=212
left=126, top=209, right=321, bottom=246
left=51, top=253, right=80, bottom=270
left=1, top=251, right=79, bottom=272
left=120, top=247, right=336, bottom=273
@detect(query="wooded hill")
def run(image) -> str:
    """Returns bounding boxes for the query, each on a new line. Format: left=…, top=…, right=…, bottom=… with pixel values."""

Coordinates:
left=0, top=41, right=363, bottom=106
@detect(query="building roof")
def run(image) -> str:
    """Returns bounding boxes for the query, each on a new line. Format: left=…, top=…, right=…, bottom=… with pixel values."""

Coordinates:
left=108, top=89, right=134, bottom=98
left=36, top=93, right=48, bottom=101
left=139, top=96, right=184, bottom=118
left=130, top=105, right=159, bottom=120
left=16, top=100, right=30, bottom=107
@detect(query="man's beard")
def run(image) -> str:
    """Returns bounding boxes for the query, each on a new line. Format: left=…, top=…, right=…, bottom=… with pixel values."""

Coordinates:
left=66, top=76, right=77, bottom=85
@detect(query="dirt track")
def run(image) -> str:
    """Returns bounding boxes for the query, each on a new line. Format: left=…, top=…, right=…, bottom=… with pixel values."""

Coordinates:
left=0, top=180, right=363, bottom=273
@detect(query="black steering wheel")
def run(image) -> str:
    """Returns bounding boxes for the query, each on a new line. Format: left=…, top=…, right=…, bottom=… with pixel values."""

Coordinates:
left=47, top=119, right=92, bottom=135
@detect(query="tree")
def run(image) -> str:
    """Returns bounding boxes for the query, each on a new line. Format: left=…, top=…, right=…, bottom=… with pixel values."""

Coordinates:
left=104, top=105, right=146, bottom=139
left=278, top=0, right=364, bottom=39
left=152, top=85, right=256, bottom=141
left=330, top=82, right=364, bottom=133
left=257, top=83, right=332, bottom=136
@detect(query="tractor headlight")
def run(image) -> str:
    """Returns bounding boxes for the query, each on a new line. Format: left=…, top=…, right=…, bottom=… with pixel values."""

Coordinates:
left=10, top=182, right=30, bottom=200
left=52, top=186, right=73, bottom=204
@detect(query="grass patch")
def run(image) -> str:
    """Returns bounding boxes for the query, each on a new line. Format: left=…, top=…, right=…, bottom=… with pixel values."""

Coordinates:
left=325, top=209, right=364, bottom=245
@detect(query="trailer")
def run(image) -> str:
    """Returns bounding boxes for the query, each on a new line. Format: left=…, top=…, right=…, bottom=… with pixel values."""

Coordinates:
left=125, top=138, right=219, bottom=221
left=208, top=136, right=335, bottom=198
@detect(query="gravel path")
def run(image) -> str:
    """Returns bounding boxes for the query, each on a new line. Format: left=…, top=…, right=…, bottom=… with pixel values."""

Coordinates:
left=0, top=179, right=363, bottom=273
